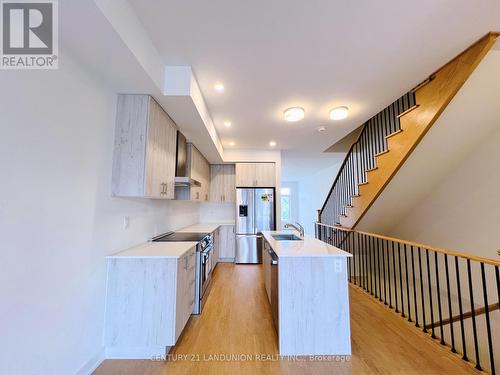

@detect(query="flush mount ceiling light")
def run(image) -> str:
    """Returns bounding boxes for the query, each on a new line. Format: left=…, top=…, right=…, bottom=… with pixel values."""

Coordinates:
left=317, top=126, right=326, bottom=132
left=329, top=106, right=349, bottom=120
left=224, top=121, right=232, bottom=127
left=214, top=82, right=225, bottom=92
left=283, top=107, right=305, bottom=122
left=228, top=141, right=235, bottom=146
left=269, top=141, right=277, bottom=147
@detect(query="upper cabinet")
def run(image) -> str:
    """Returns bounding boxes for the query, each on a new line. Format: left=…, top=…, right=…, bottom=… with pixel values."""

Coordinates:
left=235, top=163, right=275, bottom=187
left=112, top=95, right=177, bottom=199
left=176, top=144, right=211, bottom=201
left=210, top=164, right=235, bottom=203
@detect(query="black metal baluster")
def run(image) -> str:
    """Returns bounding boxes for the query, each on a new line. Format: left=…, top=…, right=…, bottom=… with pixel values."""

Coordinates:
left=455, top=257, right=468, bottom=361
left=351, top=233, right=356, bottom=285
left=382, top=239, right=388, bottom=305
left=404, top=244, right=411, bottom=321
left=466, top=259, right=481, bottom=370
left=444, top=254, right=456, bottom=352
left=418, top=247, right=427, bottom=332
left=387, top=240, right=392, bottom=308
left=369, top=235, right=374, bottom=295
left=377, top=238, right=382, bottom=301
left=364, top=234, right=369, bottom=292
left=392, top=241, right=398, bottom=312
left=434, top=252, right=445, bottom=344
left=426, top=249, right=435, bottom=338
left=480, top=263, right=495, bottom=374
left=398, top=242, right=405, bottom=317
left=347, top=233, right=352, bottom=283
left=411, top=246, right=419, bottom=327
left=366, top=235, right=371, bottom=294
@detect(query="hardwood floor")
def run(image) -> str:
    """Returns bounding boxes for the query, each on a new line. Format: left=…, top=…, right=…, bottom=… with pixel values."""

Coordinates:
left=94, top=263, right=479, bottom=375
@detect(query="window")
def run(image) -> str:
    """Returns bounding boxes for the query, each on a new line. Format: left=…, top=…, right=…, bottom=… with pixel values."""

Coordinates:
left=281, top=187, right=291, bottom=222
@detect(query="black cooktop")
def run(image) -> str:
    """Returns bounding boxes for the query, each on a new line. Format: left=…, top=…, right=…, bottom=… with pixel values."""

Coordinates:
left=152, top=232, right=209, bottom=242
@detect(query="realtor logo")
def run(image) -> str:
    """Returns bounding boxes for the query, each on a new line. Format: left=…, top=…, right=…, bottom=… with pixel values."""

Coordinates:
left=1, top=0, right=58, bottom=69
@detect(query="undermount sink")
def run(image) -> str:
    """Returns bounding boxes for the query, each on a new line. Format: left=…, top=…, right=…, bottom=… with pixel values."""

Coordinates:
left=272, top=234, right=303, bottom=241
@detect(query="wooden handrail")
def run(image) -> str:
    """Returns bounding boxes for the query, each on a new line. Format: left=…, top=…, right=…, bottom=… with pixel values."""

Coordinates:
left=424, top=303, right=500, bottom=331
left=315, top=222, right=500, bottom=267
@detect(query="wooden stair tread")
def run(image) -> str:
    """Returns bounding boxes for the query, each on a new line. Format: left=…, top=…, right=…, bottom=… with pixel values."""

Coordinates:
left=374, top=149, right=390, bottom=157
left=358, top=181, right=369, bottom=186
left=366, top=166, right=378, bottom=172
left=396, top=104, right=420, bottom=119
left=385, top=130, right=403, bottom=140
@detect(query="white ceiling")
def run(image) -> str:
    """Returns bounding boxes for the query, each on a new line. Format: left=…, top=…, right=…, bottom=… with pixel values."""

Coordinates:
left=129, top=0, right=500, bottom=152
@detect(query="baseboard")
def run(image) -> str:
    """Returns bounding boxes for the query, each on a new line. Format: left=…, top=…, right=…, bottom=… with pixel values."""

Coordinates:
left=105, top=346, right=167, bottom=359
left=74, top=347, right=105, bottom=375
left=218, top=258, right=235, bottom=263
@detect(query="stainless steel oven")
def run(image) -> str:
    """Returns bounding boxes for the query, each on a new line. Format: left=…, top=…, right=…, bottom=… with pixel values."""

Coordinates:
left=194, top=234, right=213, bottom=314
left=152, top=231, right=213, bottom=315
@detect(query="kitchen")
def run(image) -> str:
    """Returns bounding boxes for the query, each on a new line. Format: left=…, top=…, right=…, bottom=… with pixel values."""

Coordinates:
left=102, top=94, right=352, bottom=361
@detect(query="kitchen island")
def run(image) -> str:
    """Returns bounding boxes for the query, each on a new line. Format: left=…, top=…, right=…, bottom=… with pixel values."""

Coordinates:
left=261, top=230, right=352, bottom=356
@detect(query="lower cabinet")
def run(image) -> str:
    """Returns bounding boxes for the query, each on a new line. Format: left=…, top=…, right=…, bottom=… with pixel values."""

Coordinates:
left=263, top=239, right=272, bottom=302
left=219, top=224, right=235, bottom=261
left=104, top=246, right=196, bottom=357
left=175, top=247, right=196, bottom=341
left=213, top=227, right=220, bottom=265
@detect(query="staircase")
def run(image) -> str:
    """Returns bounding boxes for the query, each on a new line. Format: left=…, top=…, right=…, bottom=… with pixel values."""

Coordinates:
left=319, top=32, right=498, bottom=229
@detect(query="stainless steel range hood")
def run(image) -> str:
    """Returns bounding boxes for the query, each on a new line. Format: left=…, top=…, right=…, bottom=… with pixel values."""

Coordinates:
left=175, top=131, right=201, bottom=187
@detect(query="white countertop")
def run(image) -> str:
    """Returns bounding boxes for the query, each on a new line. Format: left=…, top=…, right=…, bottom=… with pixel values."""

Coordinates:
left=262, top=230, right=352, bottom=258
left=177, top=222, right=234, bottom=233
left=107, top=222, right=234, bottom=259
left=107, top=241, right=197, bottom=259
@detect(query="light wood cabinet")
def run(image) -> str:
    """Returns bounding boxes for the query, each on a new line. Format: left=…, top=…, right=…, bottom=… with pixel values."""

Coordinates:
left=263, top=239, right=272, bottom=303
left=219, top=225, right=235, bottom=260
left=213, top=227, right=220, bottom=265
left=235, top=163, right=275, bottom=187
left=175, top=247, right=196, bottom=341
left=255, top=163, right=276, bottom=187
left=210, top=164, right=235, bottom=202
left=176, top=144, right=211, bottom=201
left=104, top=245, right=196, bottom=353
left=112, top=95, right=177, bottom=199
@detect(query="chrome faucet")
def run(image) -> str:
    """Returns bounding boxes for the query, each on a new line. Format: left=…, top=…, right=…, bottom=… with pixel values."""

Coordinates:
left=284, top=222, right=304, bottom=238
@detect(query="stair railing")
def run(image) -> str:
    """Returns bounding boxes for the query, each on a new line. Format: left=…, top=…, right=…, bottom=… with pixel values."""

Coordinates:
left=319, top=91, right=416, bottom=226
left=315, top=222, right=500, bottom=374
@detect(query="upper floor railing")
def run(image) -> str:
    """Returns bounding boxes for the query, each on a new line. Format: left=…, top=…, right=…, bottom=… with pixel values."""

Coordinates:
left=315, top=222, right=500, bottom=374
left=319, top=91, right=416, bottom=226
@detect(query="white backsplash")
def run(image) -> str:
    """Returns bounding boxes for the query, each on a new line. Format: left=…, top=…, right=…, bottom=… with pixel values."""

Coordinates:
left=199, top=202, right=235, bottom=223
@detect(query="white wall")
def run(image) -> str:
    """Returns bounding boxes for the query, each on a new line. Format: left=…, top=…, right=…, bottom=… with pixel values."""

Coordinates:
left=388, top=126, right=500, bottom=259
left=281, top=151, right=343, bottom=235
left=199, top=202, right=234, bottom=223
left=0, top=53, right=199, bottom=375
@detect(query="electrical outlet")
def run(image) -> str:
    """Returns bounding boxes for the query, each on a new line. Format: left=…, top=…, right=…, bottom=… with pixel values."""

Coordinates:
left=124, top=216, right=130, bottom=229
left=334, top=259, right=342, bottom=273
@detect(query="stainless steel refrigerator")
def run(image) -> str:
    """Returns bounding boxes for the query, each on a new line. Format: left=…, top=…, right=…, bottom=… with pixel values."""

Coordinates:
left=235, top=188, right=275, bottom=263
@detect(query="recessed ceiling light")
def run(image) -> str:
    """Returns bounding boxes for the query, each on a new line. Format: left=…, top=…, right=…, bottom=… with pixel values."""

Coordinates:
left=214, top=82, right=225, bottom=92
left=317, top=126, right=326, bottom=132
left=224, top=121, right=232, bottom=127
left=329, top=106, right=349, bottom=120
left=228, top=141, right=235, bottom=146
left=283, top=107, right=305, bottom=122
left=269, top=141, right=277, bottom=147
